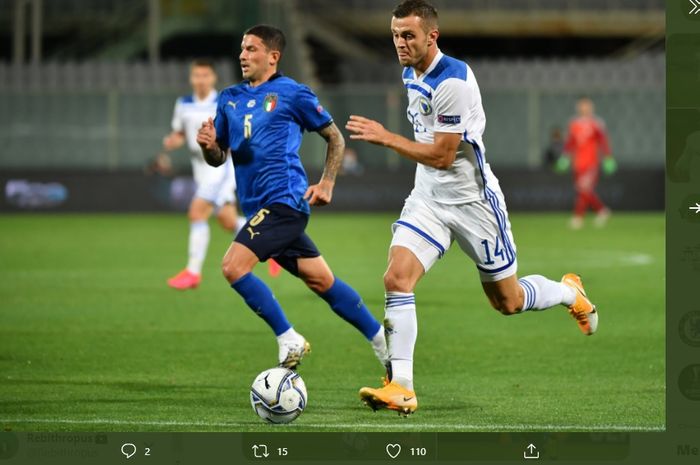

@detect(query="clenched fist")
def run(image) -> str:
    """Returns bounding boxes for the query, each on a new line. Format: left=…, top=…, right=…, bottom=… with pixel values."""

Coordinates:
left=197, top=117, right=217, bottom=151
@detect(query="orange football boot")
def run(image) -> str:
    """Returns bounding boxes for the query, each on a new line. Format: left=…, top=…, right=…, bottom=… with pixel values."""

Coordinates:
left=359, top=381, right=417, bottom=415
left=561, top=273, right=598, bottom=335
left=268, top=259, right=283, bottom=278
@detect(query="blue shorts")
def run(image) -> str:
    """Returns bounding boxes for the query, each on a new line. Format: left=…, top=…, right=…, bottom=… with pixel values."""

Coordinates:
left=234, top=203, right=321, bottom=276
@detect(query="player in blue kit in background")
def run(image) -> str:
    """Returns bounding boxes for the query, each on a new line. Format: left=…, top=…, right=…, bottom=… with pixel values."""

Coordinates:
left=196, top=25, right=388, bottom=369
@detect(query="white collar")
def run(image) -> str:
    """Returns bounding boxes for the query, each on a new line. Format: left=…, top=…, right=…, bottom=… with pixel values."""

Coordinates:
left=194, top=89, right=217, bottom=103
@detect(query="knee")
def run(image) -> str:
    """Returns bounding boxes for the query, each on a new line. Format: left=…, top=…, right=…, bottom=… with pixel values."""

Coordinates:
left=217, top=214, right=235, bottom=231
left=221, top=257, right=248, bottom=283
left=304, top=273, right=334, bottom=294
left=383, top=270, right=414, bottom=293
left=490, top=297, right=522, bottom=316
left=189, top=209, right=207, bottom=223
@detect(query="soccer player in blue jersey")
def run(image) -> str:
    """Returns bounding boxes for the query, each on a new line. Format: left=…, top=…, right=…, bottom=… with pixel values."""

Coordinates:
left=196, top=25, right=387, bottom=369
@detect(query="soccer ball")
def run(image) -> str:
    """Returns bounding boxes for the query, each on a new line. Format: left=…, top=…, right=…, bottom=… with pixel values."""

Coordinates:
left=250, top=367, right=307, bottom=424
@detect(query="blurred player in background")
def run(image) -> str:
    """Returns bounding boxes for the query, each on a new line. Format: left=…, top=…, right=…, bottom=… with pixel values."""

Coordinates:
left=558, top=96, right=616, bottom=229
left=347, top=0, right=598, bottom=415
left=163, top=59, right=281, bottom=290
left=196, top=25, right=387, bottom=369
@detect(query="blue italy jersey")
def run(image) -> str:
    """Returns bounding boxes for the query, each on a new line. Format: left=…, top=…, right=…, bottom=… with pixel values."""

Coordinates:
left=213, top=74, right=333, bottom=217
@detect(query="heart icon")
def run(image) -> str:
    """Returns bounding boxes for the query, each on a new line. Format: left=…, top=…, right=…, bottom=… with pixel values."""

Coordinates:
left=386, top=443, right=401, bottom=459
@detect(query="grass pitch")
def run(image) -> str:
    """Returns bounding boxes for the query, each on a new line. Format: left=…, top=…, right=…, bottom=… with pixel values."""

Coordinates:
left=0, top=212, right=664, bottom=432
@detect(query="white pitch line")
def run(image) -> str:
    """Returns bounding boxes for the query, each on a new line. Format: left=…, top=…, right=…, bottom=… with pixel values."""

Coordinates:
left=0, top=418, right=664, bottom=432
left=525, top=252, right=655, bottom=270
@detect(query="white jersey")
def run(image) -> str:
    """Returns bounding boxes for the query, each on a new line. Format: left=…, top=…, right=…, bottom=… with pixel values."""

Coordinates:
left=171, top=90, right=218, bottom=155
left=403, top=50, right=497, bottom=204
left=171, top=89, right=237, bottom=206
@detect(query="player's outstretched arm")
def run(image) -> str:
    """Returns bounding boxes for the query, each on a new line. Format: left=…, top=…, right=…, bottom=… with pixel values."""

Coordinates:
left=197, top=117, right=227, bottom=167
left=162, top=131, right=186, bottom=152
left=304, top=122, right=345, bottom=207
left=346, top=115, right=460, bottom=170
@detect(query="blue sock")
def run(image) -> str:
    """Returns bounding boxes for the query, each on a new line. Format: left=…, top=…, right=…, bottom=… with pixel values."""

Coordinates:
left=318, top=277, right=381, bottom=340
left=231, top=273, right=292, bottom=336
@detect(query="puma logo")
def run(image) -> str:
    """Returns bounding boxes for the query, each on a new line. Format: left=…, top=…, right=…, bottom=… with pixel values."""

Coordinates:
left=227, top=100, right=238, bottom=109
left=247, top=227, right=260, bottom=239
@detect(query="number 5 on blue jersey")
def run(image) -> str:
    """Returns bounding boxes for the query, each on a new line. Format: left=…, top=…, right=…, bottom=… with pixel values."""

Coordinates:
left=244, top=114, right=253, bottom=139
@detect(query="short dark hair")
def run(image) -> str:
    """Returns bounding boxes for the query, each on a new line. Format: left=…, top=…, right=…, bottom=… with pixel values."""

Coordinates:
left=392, top=0, right=438, bottom=30
left=243, top=24, right=286, bottom=55
left=190, top=58, right=216, bottom=72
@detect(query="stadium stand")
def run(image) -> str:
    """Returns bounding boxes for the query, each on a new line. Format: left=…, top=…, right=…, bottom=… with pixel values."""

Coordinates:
left=0, top=0, right=664, bottom=172
left=0, top=53, right=663, bottom=170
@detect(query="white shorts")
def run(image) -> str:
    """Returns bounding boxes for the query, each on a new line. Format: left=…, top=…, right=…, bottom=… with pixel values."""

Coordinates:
left=191, top=156, right=236, bottom=208
left=390, top=191, right=518, bottom=282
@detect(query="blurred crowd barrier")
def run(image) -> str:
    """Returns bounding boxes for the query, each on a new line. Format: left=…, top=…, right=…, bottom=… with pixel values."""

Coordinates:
left=0, top=167, right=662, bottom=212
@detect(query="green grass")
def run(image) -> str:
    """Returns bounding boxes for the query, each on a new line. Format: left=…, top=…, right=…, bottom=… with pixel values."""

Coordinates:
left=0, top=212, right=664, bottom=432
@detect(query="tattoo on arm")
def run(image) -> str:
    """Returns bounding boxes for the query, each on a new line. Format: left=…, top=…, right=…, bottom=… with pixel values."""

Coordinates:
left=317, top=122, right=345, bottom=183
left=202, top=146, right=227, bottom=167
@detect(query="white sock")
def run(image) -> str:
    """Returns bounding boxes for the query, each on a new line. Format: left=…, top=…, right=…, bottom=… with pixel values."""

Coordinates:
left=186, top=220, right=210, bottom=275
left=518, top=275, right=576, bottom=311
left=276, top=327, right=302, bottom=345
left=235, top=216, right=247, bottom=234
left=384, top=292, right=417, bottom=391
left=370, top=327, right=388, bottom=366
left=276, top=328, right=303, bottom=364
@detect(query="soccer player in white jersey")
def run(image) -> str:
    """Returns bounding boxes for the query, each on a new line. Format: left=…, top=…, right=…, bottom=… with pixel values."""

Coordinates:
left=164, top=59, right=280, bottom=290
left=346, top=0, right=598, bottom=415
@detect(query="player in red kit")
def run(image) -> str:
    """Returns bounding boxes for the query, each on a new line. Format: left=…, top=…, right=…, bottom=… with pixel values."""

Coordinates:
left=559, top=97, right=616, bottom=229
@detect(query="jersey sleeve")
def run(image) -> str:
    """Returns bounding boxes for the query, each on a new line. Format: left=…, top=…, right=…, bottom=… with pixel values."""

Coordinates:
left=171, top=99, right=184, bottom=132
left=432, top=78, right=471, bottom=134
left=292, top=85, right=333, bottom=132
left=214, top=97, right=230, bottom=151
